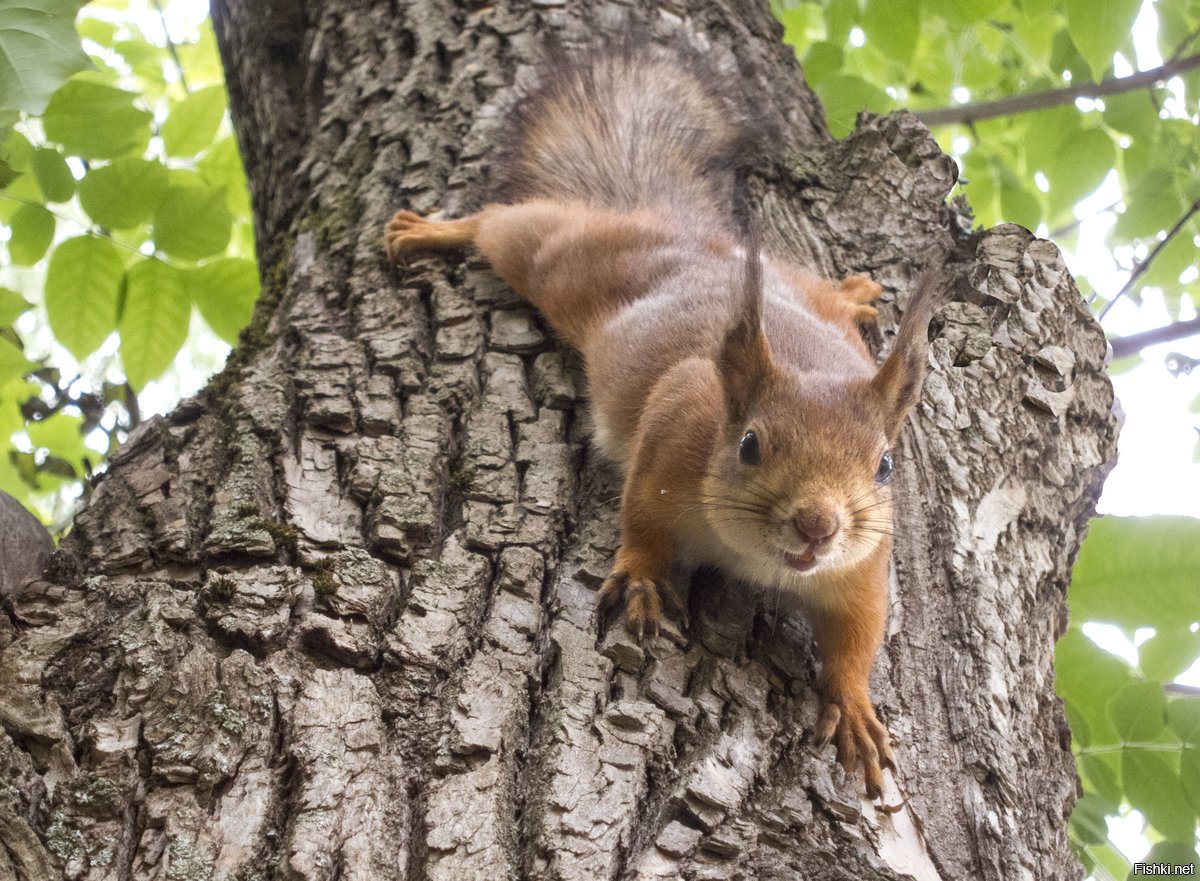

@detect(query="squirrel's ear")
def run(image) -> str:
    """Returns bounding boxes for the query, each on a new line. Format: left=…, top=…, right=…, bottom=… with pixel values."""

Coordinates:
left=718, top=244, right=771, bottom=421
left=871, top=265, right=946, bottom=439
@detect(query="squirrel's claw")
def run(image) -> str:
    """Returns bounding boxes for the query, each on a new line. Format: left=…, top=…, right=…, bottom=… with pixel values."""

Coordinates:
left=598, top=570, right=680, bottom=642
left=815, top=696, right=895, bottom=801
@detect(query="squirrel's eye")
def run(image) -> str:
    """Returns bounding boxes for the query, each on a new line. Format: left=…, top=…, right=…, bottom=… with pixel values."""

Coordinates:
left=739, top=430, right=761, bottom=466
left=875, top=451, right=893, bottom=484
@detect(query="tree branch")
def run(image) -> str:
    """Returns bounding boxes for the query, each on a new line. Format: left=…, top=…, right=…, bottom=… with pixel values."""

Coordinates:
left=916, top=53, right=1200, bottom=127
left=1099, top=198, right=1200, bottom=321
left=1109, top=316, right=1200, bottom=359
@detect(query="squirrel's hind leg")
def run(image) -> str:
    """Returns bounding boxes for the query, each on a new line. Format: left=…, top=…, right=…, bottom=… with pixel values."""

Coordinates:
left=385, top=210, right=480, bottom=261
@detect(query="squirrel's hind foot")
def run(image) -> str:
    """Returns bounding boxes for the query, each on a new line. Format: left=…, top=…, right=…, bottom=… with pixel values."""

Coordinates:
left=841, top=275, right=883, bottom=328
left=839, top=274, right=883, bottom=304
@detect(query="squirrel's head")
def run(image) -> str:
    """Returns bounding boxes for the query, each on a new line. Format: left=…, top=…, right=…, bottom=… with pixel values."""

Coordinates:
left=700, top=254, right=941, bottom=589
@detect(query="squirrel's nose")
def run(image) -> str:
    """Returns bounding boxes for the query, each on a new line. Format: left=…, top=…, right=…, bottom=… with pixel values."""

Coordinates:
left=793, top=508, right=840, bottom=545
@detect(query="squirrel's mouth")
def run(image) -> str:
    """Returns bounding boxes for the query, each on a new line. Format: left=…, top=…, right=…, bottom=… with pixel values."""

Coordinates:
left=782, top=547, right=819, bottom=573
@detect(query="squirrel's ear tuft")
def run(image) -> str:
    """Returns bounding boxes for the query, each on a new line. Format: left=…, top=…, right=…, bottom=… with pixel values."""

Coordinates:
left=717, top=240, right=771, bottom=422
left=871, top=264, right=947, bottom=440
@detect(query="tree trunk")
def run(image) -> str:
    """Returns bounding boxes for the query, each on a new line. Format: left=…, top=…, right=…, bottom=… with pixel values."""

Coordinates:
left=0, top=2, right=1119, bottom=879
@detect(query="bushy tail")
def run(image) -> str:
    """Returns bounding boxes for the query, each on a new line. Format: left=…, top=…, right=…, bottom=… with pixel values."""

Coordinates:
left=491, top=41, right=759, bottom=232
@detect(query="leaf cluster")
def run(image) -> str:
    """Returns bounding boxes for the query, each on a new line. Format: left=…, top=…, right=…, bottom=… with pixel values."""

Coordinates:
left=0, top=0, right=258, bottom=521
left=774, top=0, right=1200, bottom=328
left=1058, top=517, right=1200, bottom=879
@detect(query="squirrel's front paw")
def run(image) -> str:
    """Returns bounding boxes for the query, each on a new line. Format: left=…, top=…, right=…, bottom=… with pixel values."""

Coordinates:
left=385, top=210, right=478, bottom=261
left=815, top=693, right=895, bottom=800
left=597, top=570, right=684, bottom=641
left=384, top=210, right=433, bottom=261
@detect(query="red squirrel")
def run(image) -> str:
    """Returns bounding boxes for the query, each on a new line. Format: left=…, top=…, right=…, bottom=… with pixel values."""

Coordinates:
left=385, top=45, right=941, bottom=800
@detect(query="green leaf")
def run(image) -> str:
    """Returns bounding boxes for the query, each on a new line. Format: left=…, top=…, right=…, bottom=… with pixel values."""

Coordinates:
left=0, top=158, right=18, bottom=189
left=1106, top=354, right=1142, bottom=377
left=1049, top=26, right=1092, bottom=85
left=75, top=15, right=116, bottom=47
left=1012, top=10, right=1063, bottom=66
left=824, top=0, right=858, bottom=44
left=814, top=75, right=893, bottom=138
left=0, top=287, right=32, bottom=325
left=959, top=151, right=998, bottom=225
left=118, top=259, right=189, bottom=390
left=78, top=157, right=167, bottom=229
left=174, top=22, right=222, bottom=87
left=1084, top=844, right=1131, bottom=881
left=861, top=0, right=920, bottom=65
left=1115, top=169, right=1186, bottom=240
left=801, top=42, right=843, bottom=86
left=1143, top=841, right=1199, bottom=875
left=112, top=36, right=163, bottom=82
left=26, top=410, right=90, bottom=474
left=1121, top=749, right=1196, bottom=841
left=1024, top=105, right=1080, bottom=173
left=1107, top=681, right=1167, bottom=742
left=1071, top=517, right=1200, bottom=630
left=1068, top=793, right=1111, bottom=845
left=1182, top=749, right=1200, bottom=815
left=1057, top=626, right=1136, bottom=747
left=1064, top=0, right=1140, bottom=80
left=1102, top=90, right=1161, bottom=136
left=186, top=257, right=258, bottom=345
left=42, top=78, right=152, bottom=159
left=777, top=7, right=812, bottom=54
left=1143, top=228, right=1197, bottom=301
left=0, top=336, right=35, bottom=382
left=0, top=0, right=92, bottom=114
left=0, top=172, right=40, bottom=224
left=1046, top=127, right=1114, bottom=215
left=7, top=202, right=55, bottom=265
left=998, top=168, right=1042, bottom=230
left=30, top=147, right=73, bottom=201
left=152, top=184, right=233, bottom=261
left=1167, top=699, right=1200, bottom=744
left=1155, top=0, right=1199, bottom=66
left=161, top=84, right=226, bottom=158
left=922, top=0, right=1005, bottom=24
left=1079, top=752, right=1123, bottom=805
left=1139, top=629, right=1200, bottom=682
left=43, top=234, right=125, bottom=360
left=959, top=53, right=1005, bottom=94
left=197, top=136, right=250, bottom=216
left=1, top=127, right=32, bottom=173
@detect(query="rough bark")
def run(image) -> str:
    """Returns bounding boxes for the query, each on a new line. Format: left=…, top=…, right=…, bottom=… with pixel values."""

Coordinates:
left=0, top=2, right=1119, bottom=880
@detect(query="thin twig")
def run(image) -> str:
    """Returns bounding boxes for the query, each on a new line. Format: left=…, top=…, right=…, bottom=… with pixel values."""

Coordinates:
left=1099, top=198, right=1200, bottom=321
left=916, top=53, right=1200, bottom=127
left=150, top=0, right=190, bottom=95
